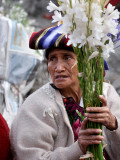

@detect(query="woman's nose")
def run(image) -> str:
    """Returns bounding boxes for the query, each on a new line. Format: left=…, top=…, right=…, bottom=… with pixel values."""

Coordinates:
left=55, top=60, right=65, bottom=72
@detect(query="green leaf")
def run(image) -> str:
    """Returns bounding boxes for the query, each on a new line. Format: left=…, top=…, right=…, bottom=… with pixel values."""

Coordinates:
left=76, top=110, right=85, bottom=121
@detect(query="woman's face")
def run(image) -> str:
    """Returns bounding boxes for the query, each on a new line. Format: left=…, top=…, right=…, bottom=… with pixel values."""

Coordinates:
left=47, top=48, right=79, bottom=90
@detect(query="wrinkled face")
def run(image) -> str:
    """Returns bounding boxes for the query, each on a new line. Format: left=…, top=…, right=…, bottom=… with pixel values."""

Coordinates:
left=47, top=48, right=79, bottom=90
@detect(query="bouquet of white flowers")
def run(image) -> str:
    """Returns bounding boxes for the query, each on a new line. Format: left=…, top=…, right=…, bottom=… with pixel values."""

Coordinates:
left=47, top=0, right=120, bottom=159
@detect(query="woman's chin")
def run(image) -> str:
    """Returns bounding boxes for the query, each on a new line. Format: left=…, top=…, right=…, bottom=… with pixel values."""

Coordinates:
left=54, top=82, right=69, bottom=89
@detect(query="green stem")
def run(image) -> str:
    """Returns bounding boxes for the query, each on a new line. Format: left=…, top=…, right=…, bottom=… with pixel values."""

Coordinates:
left=74, top=45, right=104, bottom=160
left=69, top=0, right=72, bottom=8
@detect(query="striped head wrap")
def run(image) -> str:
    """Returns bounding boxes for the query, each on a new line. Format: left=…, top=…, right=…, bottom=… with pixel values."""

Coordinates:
left=29, top=25, right=109, bottom=70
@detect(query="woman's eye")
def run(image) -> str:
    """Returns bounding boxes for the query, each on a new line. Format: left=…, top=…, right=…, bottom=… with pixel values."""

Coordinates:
left=49, top=57, right=55, bottom=61
left=65, top=56, right=71, bottom=60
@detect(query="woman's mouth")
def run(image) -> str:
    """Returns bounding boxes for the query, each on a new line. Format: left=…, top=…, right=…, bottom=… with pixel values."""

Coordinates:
left=55, top=75, right=68, bottom=80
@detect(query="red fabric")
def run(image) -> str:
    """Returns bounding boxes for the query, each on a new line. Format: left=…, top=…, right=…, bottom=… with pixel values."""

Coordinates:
left=0, top=114, right=12, bottom=160
left=29, top=25, right=73, bottom=50
left=43, top=13, right=53, bottom=20
left=107, top=0, right=119, bottom=6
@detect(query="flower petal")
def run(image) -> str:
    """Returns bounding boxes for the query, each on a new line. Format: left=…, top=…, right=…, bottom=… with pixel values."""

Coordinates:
left=78, top=72, right=84, bottom=77
left=88, top=51, right=99, bottom=60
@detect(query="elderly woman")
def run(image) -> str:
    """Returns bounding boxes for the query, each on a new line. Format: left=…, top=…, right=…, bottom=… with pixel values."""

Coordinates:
left=10, top=25, right=120, bottom=160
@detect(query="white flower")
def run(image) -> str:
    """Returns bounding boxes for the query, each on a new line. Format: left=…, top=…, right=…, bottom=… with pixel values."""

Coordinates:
left=59, top=1, right=70, bottom=12
left=89, top=3, right=104, bottom=39
left=71, top=0, right=80, bottom=7
left=88, top=51, right=99, bottom=60
left=109, top=9, right=120, bottom=20
left=102, top=38, right=115, bottom=59
left=89, top=20, right=104, bottom=40
left=74, top=5, right=88, bottom=22
left=104, top=3, right=115, bottom=16
left=66, top=7, right=75, bottom=16
left=78, top=72, right=84, bottom=77
left=59, top=4, right=67, bottom=12
left=103, top=19, right=118, bottom=36
left=59, top=0, right=69, bottom=3
left=47, top=1, right=59, bottom=12
left=58, top=14, right=73, bottom=34
left=52, top=10, right=62, bottom=25
left=58, top=0, right=72, bottom=12
left=87, top=35, right=103, bottom=49
left=47, top=0, right=119, bottom=59
left=80, top=151, right=93, bottom=159
left=103, top=4, right=120, bottom=36
left=67, top=34, right=78, bottom=47
left=67, top=29, right=87, bottom=47
left=91, top=2, right=102, bottom=18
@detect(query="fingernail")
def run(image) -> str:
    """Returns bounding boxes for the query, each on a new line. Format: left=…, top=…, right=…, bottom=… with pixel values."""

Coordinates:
left=85, top=113, right=88, bottom=116
left=98, top=129, right=102, bottom=132
left=86, top=108, right=90, bottom=111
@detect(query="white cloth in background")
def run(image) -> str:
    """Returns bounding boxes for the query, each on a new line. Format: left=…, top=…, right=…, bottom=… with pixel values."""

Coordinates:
left=0, top=16, right=41, bottom=127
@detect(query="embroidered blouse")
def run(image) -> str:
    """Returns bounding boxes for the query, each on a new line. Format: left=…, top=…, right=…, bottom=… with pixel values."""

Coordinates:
left=63, top=97, right=84, bottom=141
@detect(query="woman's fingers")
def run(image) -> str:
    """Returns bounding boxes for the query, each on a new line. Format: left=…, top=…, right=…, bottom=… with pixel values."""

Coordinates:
left=86, top=106, right=109, bottom=113
left=85, top=95, right=109, bottom=126
left=78, top=128, right=103, bottom=153
left=78, top=137, right=103, bottom=152
left=80, top=117, right=88, bottom=130
left=85, top=95, right=117, bottom=130
left=85, top=108, right=110, bottom=127
left=78, top=95, right=109, bottom=153
left=85, top=112, right=106, bottom=118
left=85, top=107, right=109, bottom=124
left=79, top=128, right=102, bottom=136
left=79, top=135, right=104, bottom=145
left=99, top=95, right=107, bottom=106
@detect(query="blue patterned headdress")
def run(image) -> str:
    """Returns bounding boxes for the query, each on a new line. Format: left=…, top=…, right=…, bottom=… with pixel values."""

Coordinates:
left=29, top=24, right=71, bottom=50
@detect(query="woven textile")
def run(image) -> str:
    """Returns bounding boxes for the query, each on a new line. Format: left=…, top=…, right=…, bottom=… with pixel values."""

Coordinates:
left=29, top=24, right=71, bottom=50
left=63, top=97, right=84, bottom=141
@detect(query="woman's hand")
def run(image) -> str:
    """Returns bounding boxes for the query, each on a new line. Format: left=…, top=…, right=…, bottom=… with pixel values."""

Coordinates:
left=85, top=95, right=118, bottom=131
left=78, top=118, right=104, bottom=153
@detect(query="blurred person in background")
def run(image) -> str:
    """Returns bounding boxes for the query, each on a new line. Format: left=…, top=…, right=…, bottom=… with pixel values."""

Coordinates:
left=0, top=113, right=13, bottom=160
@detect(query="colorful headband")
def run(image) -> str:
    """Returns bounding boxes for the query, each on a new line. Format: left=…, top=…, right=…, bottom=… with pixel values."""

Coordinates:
left=29, top=24, right=72, bottom=50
